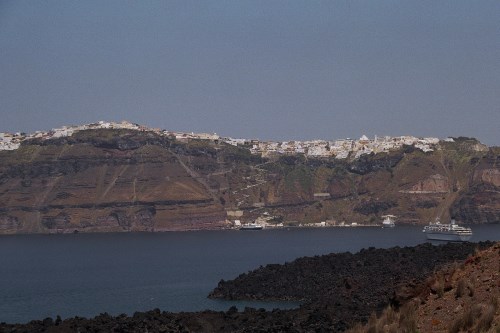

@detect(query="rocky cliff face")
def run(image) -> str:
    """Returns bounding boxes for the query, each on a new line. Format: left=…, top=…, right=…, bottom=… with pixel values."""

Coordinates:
left=451, top=148, right=500, bottom=224
left=0, top=130, right=228, bottom=233
left=0, top=131, right=498, bottom=233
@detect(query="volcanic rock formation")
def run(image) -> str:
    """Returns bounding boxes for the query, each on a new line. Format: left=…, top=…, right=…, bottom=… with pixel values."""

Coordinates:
left=0, top=130, right=498, bottom=233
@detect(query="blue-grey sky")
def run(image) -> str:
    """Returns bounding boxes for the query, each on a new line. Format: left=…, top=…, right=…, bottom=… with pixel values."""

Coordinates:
left=1, top=1, right=499, bottom=145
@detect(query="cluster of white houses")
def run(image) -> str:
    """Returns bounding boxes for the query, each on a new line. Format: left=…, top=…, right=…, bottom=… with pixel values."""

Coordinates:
left=249, top=135, right=441, bottom=159
left=0, top=121, right=142, bottom=151
left=1, top=121, right=446, bottom=159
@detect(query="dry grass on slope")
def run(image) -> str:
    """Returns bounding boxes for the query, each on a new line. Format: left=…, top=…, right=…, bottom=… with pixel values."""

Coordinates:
left=347, top=242, right=500, bottom=333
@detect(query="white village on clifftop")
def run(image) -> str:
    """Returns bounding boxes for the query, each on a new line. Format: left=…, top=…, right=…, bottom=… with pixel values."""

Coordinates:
left=0, top=120, right=457, bottom=158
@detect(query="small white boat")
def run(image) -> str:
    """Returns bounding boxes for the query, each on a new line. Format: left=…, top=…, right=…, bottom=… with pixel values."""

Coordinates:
left=422, top=218, right=472, bottom=241
left=381, top=215, right=396, bottom=228
left=240, top=223, right=263, bottom=230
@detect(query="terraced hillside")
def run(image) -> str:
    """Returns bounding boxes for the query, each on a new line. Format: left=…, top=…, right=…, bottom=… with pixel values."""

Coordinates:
left=0, top=130, right=498, bottom=233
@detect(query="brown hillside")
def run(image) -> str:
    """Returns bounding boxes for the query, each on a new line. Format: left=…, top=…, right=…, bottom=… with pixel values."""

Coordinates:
left=0, top=130, right=498, bottom=233
left=348, top=242, right=500, bottom=333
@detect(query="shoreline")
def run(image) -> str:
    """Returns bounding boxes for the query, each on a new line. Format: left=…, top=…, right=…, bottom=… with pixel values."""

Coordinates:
left=1, top=241, right=496, bottom=332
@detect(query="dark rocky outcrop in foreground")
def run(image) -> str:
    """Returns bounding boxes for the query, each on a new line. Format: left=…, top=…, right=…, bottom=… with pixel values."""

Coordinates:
left=209, top=241, right=494, bottom=328
left=346, top=242, right=500, bottom=332
left=1, top=241, right=494, bottom=332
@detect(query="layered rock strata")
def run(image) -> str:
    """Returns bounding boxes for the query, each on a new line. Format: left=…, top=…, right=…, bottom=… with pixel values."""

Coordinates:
left=0, top=131, right=498, bottom=234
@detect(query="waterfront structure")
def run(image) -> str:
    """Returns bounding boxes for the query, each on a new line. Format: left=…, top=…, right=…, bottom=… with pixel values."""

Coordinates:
left=381, top=215, right=396, bottom=228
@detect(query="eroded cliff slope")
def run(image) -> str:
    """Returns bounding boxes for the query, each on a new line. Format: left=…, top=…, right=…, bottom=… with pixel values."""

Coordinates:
left=0, top=130, right=498, bottom=233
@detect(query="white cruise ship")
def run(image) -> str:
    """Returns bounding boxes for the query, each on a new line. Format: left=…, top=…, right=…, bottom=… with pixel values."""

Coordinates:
left=422, top=218, right=473, bottom=241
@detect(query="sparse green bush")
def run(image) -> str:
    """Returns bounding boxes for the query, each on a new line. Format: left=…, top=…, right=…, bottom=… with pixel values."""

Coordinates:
left=366, top=313, right=377, bottom=333
left=475, top=305, right=495, bottom=333
left=347, top=323, right=365, bottom=333
left=491, top=296, right=499, bottom=311
left=376, top=311, right=396, bottom=332
left=432, top=273, right=446, bottom=298
left=468, top=282, right=475, bottom=297
left=450, top=303, right=483, bottom=333
left=399, top=302, right=418, bottom=333
left=456, top=278, right=467, bottom=298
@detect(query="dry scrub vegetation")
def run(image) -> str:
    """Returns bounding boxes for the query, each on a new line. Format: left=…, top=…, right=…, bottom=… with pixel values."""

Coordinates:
left=347, top=242, right=500, bottom=333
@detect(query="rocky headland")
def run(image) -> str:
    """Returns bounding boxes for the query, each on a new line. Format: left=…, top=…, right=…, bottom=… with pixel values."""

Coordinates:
left=0, top=126, right=499, bottom=234
left=1, top=241, right=497, bottom=332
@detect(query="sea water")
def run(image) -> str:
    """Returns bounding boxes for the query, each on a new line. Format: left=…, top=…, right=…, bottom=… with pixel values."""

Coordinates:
left=1, top=224, right=499, bottom=324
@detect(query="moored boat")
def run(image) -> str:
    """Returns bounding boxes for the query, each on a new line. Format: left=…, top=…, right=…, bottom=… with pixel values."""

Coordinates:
left=381, top=215, right=396, bottom=228
left=422, top=218, right=472, bottom=241
left=240, top=223, right=263, bottom=230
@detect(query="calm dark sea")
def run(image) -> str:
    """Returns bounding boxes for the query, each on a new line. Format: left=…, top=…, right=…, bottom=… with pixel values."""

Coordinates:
left=1, top=225, right=499, bottom=324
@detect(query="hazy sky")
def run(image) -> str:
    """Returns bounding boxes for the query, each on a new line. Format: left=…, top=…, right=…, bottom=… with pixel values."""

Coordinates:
left=1, top=1, right=499, bottom=145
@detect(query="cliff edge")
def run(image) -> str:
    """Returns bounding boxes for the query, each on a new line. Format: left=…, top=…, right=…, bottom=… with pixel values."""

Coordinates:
left=0, top=130, right=498, bottom=233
